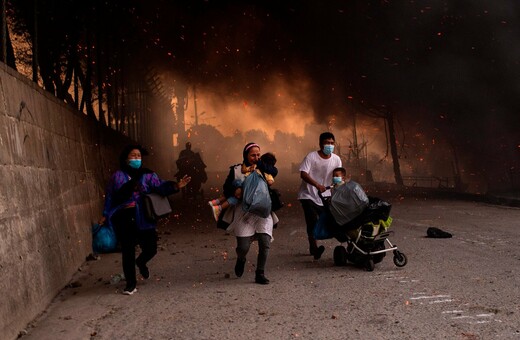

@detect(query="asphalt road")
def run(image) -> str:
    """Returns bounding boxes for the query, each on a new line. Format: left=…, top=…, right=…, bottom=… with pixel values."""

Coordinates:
left=19, top=189, right=520, bottom=340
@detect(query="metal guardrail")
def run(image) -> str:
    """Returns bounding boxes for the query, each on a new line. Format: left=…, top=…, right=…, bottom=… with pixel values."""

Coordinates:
left=401, top=176, right=456, bottom=189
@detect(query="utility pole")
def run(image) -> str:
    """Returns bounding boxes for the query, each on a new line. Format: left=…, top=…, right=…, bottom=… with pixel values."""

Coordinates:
left=351, top=111, right=359, bottom=166
left=193, top=84, right=198, bottom=126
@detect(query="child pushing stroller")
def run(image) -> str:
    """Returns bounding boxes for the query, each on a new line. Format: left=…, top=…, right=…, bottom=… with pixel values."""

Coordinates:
left=315, top=167, right=407, bottom=271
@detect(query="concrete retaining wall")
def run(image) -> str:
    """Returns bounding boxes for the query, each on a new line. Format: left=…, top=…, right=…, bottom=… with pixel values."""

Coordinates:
left=0, top=63, right=157, bottom=340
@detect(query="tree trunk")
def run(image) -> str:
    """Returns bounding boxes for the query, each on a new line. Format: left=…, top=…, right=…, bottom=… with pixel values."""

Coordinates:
left=386, top=109, right=404, bottom=186
left=95, top=0, right=106, bottom=126
left=32, top=0, right=38, bottom=81
left=1, top=0, right=17, bottom=70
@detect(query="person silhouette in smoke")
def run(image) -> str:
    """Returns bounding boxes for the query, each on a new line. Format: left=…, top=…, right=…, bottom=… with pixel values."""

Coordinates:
left=178, top=141, right=195, bottom=160
left=176, top=141, right=207, bottom=199
left=297, top=132, right=342, bottom=260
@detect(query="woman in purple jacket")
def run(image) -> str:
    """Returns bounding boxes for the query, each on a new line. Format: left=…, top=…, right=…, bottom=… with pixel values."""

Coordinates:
left=99, top=145, right=190, bottom=295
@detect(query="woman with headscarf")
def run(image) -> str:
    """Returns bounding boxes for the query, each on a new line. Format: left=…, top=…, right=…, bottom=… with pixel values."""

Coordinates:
left=223, top=142, right=278, bottom=284
left=99, top=145, right=191, bottom=295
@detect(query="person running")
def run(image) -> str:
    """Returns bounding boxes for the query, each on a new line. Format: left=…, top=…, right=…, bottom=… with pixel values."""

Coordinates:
left=297, top=132, right=342, bottom=259
left=208, top=152, right=277, bottom=221
left=224, top=142, right=278, bottom=284
left=99, top=144, right=190, bottom=295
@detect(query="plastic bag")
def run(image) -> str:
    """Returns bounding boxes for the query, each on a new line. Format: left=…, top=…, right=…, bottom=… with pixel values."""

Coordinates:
left=313, top=213, right=334, bottom=240
left=92, top=222, right=117, bottom=253
left=329, top=181, right=369, bottom=226
left=242, top=171, right=272, bottom=218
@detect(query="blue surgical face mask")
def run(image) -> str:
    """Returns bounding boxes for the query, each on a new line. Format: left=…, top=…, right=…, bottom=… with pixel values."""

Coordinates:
left=323, top=144, right=334, bottom=155
left=128, top=159, right=142, bottom=169
left=333, top=176, right=343, bottom=185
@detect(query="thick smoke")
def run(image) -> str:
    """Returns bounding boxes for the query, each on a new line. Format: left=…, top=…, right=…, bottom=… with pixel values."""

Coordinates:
left=142, top=0, right=519, bottom=192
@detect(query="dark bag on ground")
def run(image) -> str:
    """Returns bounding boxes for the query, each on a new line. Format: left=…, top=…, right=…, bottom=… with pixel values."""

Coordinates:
left=143, top=193, right=172, bottom=222
left=269, top=188, right=284, bottom=211
left=92, top=222, right=117, bottom=253
left=242, top=171, right=272, bottom=218
left=427, top=227, right=452, bottom=238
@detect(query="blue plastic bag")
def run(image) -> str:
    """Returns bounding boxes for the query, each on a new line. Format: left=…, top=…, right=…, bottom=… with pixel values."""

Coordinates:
left=92, top=222, right=117, bottom=253
left=314, top=213, right=334, bottom=240
left=242, top=171, right=272, bottom=218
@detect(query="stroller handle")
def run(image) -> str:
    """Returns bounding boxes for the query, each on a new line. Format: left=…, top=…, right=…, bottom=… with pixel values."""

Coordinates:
left=318, top=185, right=333, bottom=196
left=317, top=185, right=333, bottom=203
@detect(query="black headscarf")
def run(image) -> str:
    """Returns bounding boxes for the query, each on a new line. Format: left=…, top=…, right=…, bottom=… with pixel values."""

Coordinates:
left=118, top=144, right=152, bottom=178
left=111, top=145, right=154, bottom=206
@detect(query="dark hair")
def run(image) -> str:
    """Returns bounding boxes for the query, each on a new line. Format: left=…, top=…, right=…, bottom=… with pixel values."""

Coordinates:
left=242, top=142, right=260, bottom=164
left=333, top=167, right=346, bottom=176
left=118, top=144, right=148, bottom=169
left=260, top=152, right=277, bottom=166
left=319, top=132, right=335, bottom=144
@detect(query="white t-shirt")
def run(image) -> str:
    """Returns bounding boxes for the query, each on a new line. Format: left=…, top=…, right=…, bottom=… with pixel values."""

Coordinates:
left=297, top=151, right=342, bottom=206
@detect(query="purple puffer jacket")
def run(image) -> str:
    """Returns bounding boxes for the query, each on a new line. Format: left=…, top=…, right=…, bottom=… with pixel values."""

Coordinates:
left=103, top=170, right=179, bottom=230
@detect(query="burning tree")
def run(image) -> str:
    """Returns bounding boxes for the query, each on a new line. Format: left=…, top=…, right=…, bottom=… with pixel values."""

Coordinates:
left=353, top=100, right=404, bottom=187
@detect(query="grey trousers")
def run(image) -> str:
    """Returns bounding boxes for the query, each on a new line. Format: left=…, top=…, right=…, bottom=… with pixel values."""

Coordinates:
left=236, top=233, right=271, bottom=272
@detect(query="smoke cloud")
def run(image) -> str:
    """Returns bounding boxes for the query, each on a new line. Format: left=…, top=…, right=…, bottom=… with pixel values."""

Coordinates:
left=139, top=1, right=520, bottom=192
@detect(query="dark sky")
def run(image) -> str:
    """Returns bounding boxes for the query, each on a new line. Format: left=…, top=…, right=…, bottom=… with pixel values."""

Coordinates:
left=127, top=0, right=519, bottom=187
left=13, top=0, right=513, bottom=189
left=135, top=0, right=519, bottom=120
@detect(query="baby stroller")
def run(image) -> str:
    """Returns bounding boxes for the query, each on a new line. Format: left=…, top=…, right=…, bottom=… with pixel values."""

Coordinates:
left=316, top=182, right=407, bottom=271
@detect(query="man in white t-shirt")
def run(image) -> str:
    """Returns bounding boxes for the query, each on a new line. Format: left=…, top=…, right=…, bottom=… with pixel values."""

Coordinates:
left=297, top=132, right=342, bottom=259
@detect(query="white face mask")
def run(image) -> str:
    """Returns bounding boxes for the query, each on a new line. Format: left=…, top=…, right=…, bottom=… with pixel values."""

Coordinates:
left=333, top=176, right=343, bottom=185
left=323, top=144, right=334, bottom=155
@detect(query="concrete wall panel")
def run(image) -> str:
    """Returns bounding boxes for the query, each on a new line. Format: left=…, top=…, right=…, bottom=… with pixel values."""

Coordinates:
left=0, top=74, right=8, bottom=116
left=0, top=63, right=147, bottom=340
left=0, top=115, right=13, bottom=165
left=1, top=76, right=17, bottom=119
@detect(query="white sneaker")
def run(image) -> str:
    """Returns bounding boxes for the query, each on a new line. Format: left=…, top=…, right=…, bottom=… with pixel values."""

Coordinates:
left=123, top=287, right=137, bottom=295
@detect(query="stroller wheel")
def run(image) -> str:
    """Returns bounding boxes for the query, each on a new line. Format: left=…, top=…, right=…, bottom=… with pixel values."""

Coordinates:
left=365, top=258, right=375, bottom=271
left=393, top=251, right=408, bottom=267
left=333, top=246, right=347, bottom=266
